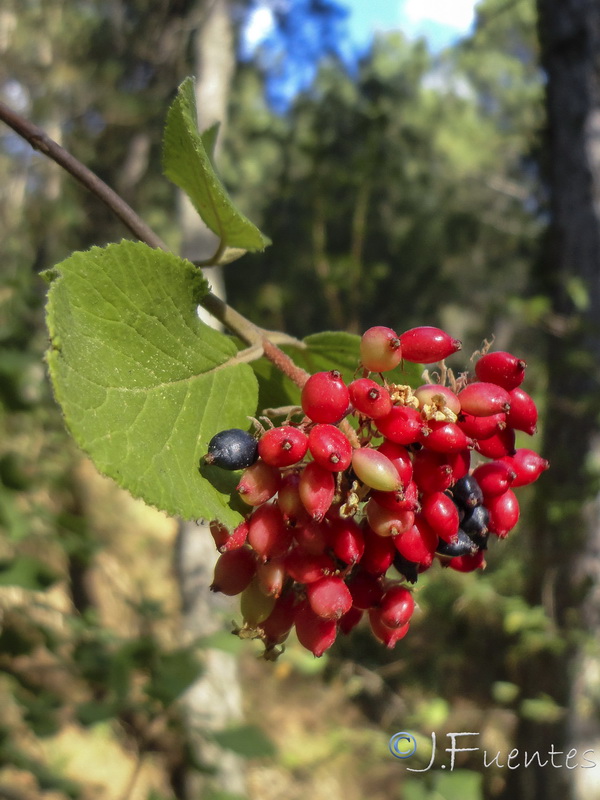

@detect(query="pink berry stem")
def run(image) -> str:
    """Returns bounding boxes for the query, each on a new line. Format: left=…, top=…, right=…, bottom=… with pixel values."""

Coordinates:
left=261, top=337, right=311, bottom=388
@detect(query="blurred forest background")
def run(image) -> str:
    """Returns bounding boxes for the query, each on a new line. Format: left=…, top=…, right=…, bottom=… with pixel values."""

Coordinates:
left=0, top=1, right=599, bottom=799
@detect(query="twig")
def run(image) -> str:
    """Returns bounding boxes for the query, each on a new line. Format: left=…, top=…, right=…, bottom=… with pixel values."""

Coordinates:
left=262, top=337, right=310, bottom=387
left=0, top=101, right=168, bottom=251
left=0, top=101, right=310, bottom=388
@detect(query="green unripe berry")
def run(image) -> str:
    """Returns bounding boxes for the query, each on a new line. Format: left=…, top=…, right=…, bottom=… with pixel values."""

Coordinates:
left=351, top=448, right=401, bottom=492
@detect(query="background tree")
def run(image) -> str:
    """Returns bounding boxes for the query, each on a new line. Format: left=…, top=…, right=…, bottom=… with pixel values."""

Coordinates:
left=504, top=1, right=600, bottom=798
left=223, top=7, right=542, bottom=356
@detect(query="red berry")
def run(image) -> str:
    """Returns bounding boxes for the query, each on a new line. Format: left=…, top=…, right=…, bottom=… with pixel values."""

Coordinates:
left=394, top=517, right=438, bottom=566
left=348, top=377, right=393, bottom=418
left=458, top=412, right=506, bottom=440
left=499, top=448, right=549, bottom=487
left=474, top=427, right=516, bottom=459
left=371, top=481, right=419, bottom=512
left=210, top=520, right=248, bottom=552
left=256, top=559, right=287, bottom=597
left=298, top=461, right=336, bottom=521
left=475, top=350, right=526, bottom=391
left=248, top=504, right=293, bottom=561
left=458, top=382, right=512, bottom=416
left=352, top=448, right=401, bottom=492
left=419, top=419, right=471, bottom=453
left=260, top=591, right=297, bottom=645
left=399, top=326, right=461, bottom=364
left=368, top=608, right=410, bottom=648
left=293, top=520, right=329, bottom=554
left=237, top=461, right=281, bottom=506
left=421, top=491, right=460, bottom=542
left=210, top=548, right=256, bottom=596
left=448, top=448, right=471, bottom=481
left=412, top=449, right=454, bottom=494
left=472, top=461, right=516, bottom=498
left=375, top=405, right=424, bottom=445
left=379, top=585, right=415, bottom=628
left=362, top=528, right=397, bottom=575
left=376, top=441, right=413, bottom=485
left=301, top=370, right=350, bottom=424
left=339, top=606, right=364, bottom=635
left=294, top=602, right=338, bottom=656
left=347, top=570, right=384, bottom=609
left=487, top=489, right=520, bottom=538
left=306, top=575, right=353, bottom=620
left=277, top=473, right=310, bottom=527
left=365, top=498, right=415, bottom=537
left=308, top=424, right=353, bottom=472
left=328, top=518, right=365, bottom=564
left=448, top=550, right=486, bottom=572
left=506, top=387, right=538, bottom=435
left=258, top=425, right=309, bottom=467
left=284, top=548, right=335, bottom=583
left=360, top=326, right=403, bottom=372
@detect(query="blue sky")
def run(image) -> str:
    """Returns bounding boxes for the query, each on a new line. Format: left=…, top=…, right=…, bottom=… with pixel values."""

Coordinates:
left=244, top=0, right=480, bottom=55
left=241, top=0, right=480, bottom=109
left=347, top=0, right=478, bottom=51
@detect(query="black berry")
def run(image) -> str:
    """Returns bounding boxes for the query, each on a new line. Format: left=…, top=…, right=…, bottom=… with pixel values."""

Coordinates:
left=452, top=475, right=484, bottom=509
left=205, top=428, right=258, bottom=470
left=435, top=530, right=477, bottom=558
left=392, top=552, right=420, bottom=584
left=461, top=504, right=490, bottom=536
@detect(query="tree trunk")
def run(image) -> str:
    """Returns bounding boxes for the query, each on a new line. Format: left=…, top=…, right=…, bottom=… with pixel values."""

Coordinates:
left=178, top=0, right=234, bottom=317
left=503, top=3, right=600, bottom=798
left=174, top=2, right=247, bottom=798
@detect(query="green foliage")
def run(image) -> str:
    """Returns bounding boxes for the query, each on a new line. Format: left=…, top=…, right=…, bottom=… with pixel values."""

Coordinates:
left=223, top=21, right=542, bottom=350
left=520, top=695, right=564, bottom=724
left=44, top=240, right=258, bottom=527
left=146, top=647, right=205, bottom=705
left=163, top=77, right=271, bottom=254
left=403, top=770, right=483, bottom=800
left=0, top=555, right=59, bottom=590
left=210, top=724, right=276, bottom=759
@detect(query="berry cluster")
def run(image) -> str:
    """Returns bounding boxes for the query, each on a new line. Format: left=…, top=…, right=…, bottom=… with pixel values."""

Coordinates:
left=204, top=326, right=548, bottom=660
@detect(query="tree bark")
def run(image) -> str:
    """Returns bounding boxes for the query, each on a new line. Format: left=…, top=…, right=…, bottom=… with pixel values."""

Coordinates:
left=503, top=3, right=600, bottom=798
left=174, top=2, right=247, bottom=798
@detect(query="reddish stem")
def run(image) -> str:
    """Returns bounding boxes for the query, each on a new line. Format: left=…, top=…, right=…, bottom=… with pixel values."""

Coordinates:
left=262, top=338, right=310, bottom=388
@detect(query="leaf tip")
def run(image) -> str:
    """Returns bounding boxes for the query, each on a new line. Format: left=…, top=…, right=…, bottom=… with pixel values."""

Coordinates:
left=41, top=268, right=59, bottom=284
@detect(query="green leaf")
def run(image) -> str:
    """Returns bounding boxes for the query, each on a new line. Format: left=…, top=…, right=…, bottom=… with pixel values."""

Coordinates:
left=288, top=331, right=363, bottom=382
left=520, top=696, right=565, bottom=724
left=287, top=332, right=423, bottom=386
left=44, top=240, right=258, bottom=528
left=210, top=724, right=276, bottom=759
left=0, top=556, right=59, bottom=590
left=0, top=483, right=31, bottom=541
left=146, top=649, right=204, bottom=705
left=76, top=700, right=119, bottom=727
left=196, top=630, right=245, bottom=655
left=163, top=77, right=271, bottom=252
left=17, top=687, right=62, bottom=737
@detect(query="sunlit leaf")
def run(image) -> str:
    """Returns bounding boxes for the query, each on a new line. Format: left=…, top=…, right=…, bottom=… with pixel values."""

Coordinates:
left=163, top=77, right=270, bottom=252
left=44, top=240, right=258, bottom=527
